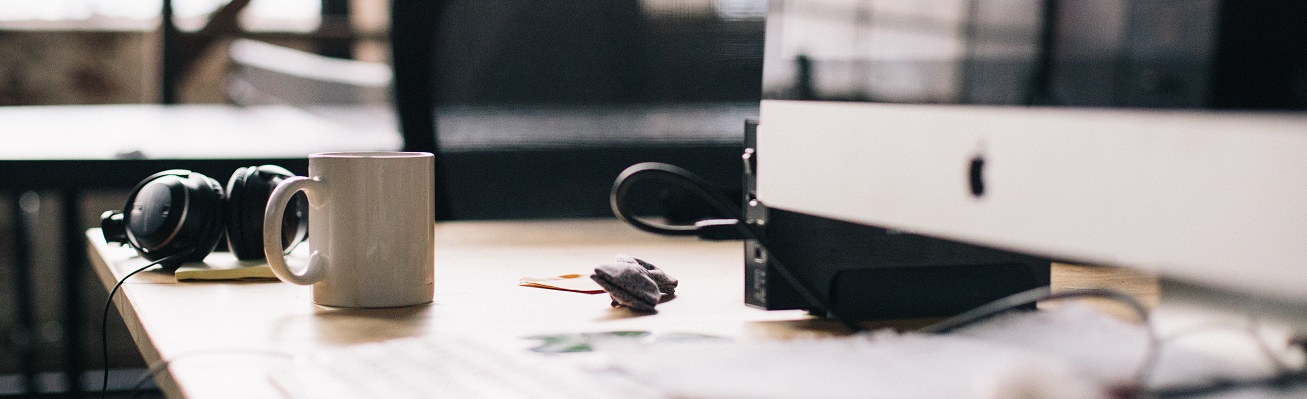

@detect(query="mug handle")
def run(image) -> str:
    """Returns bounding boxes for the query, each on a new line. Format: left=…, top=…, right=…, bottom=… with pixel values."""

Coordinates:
left=264, top=176, right=327, bottom=285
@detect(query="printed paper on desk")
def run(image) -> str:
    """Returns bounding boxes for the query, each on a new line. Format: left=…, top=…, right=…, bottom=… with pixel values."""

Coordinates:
left=601, top=304, right=1291, bottom=399
left=608, top=332, right=1097, bottom=399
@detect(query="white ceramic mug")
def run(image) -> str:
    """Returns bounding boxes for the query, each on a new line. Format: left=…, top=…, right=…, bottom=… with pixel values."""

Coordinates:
left=263, top=152, right=435, bottom=308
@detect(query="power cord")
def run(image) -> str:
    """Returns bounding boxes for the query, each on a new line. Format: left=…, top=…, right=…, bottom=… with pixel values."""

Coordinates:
left=1143, top=318, right=1296, bottom=377
left=1140, top=371, right=1307, bottom=398
left=610, top=162, right=864, bottom=332
left=610, top=162, right=745, bottom=239
left=100, top=250, right=193, bottom=399
left=917, top=287, right=1160, bottom=386
left=1132, top=322, right=1307, bottom=398
left=917, top=287, right=1151, bottom=332
left=917, top=285, right=1307, bottom=398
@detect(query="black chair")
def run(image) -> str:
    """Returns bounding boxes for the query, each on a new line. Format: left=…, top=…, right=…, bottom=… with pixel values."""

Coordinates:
left=389, top=0, right=765, bottom=220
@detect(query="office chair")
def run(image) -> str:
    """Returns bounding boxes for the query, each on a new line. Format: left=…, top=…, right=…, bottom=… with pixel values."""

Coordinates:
left=225, top=39, right=400, bottom=136
left=227, top=39, right=391, bottom=107
left=388, top=0, right=764, bottom=220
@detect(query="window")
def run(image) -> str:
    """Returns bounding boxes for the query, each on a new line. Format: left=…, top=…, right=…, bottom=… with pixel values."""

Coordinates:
left=0, top=0, right=320, bottom=31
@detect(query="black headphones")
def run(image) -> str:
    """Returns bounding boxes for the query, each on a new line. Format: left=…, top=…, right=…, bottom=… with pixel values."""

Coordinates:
left=99, top=166, right=308, bottom=268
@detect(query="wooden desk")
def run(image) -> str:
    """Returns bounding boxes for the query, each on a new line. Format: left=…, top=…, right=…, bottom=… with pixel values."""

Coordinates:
left=87, top=219, right=1157, bottom=399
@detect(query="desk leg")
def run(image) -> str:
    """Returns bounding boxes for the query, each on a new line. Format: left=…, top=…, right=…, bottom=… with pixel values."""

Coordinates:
left=10, top=193, right=38, bottom=395
left=60, top=189, right=84, bottom=397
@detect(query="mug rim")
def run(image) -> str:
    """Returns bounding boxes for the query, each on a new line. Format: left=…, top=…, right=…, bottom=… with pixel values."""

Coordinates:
left=310, top=151, right=433, bottom=159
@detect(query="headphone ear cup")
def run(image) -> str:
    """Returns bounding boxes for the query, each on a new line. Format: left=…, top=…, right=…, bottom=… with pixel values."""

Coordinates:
left=118, top=170, right=226, bottom=268
left=225, top=165, right=302, bottom=260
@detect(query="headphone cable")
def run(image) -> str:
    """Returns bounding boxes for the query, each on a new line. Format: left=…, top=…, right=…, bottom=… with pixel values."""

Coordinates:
left=100, top=250, right=193, bottom=399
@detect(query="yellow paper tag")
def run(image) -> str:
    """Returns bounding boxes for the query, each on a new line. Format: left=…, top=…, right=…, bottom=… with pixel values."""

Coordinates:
left=519, top=274, right=605, bottom=294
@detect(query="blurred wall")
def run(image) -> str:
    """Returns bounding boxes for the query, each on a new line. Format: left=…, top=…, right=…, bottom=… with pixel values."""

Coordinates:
left=0, top=30, right=150, bottom=105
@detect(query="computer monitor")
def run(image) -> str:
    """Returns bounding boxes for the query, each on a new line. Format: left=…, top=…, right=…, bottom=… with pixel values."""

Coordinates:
left=756, top=0, right=1307, bottom=323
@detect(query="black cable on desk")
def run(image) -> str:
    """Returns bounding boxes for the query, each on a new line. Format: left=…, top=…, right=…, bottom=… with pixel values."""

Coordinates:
left=100, top=250, right=192, bottom=399
left=918, top=287, right=1151, bottom=333
left=918, top=287, right=1161, bottom=386
left=610, top=162, right=743, bottom=238
left=610, top=162, right=864, bottom=332
left=1139, top=370, right=1307, bottom=398
left=916, top=286, right=1307, bottom=397
left=1129, top=322, right=1307, bottom=398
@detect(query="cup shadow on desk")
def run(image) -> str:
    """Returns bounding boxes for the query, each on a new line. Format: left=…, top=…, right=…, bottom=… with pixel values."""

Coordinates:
left=271, top=303, right=435, bottom=346
left=311, top=303, right=433, bottom=317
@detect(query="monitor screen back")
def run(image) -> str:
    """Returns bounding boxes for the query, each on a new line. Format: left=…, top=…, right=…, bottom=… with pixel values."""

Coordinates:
left=755, top=0, right=1307, bottom=309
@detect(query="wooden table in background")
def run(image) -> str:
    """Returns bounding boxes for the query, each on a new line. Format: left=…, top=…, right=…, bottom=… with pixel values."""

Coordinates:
left=87, top=219, right=1158, bottom=399
left=1, top=103, right=400, bottom=395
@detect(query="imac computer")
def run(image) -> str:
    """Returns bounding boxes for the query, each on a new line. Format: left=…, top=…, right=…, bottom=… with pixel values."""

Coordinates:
left=750, top=0, right=1307, bottom=324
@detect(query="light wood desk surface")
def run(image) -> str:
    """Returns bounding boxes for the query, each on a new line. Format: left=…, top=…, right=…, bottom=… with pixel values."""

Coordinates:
left=87, top=219, right=1157, bottom=399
